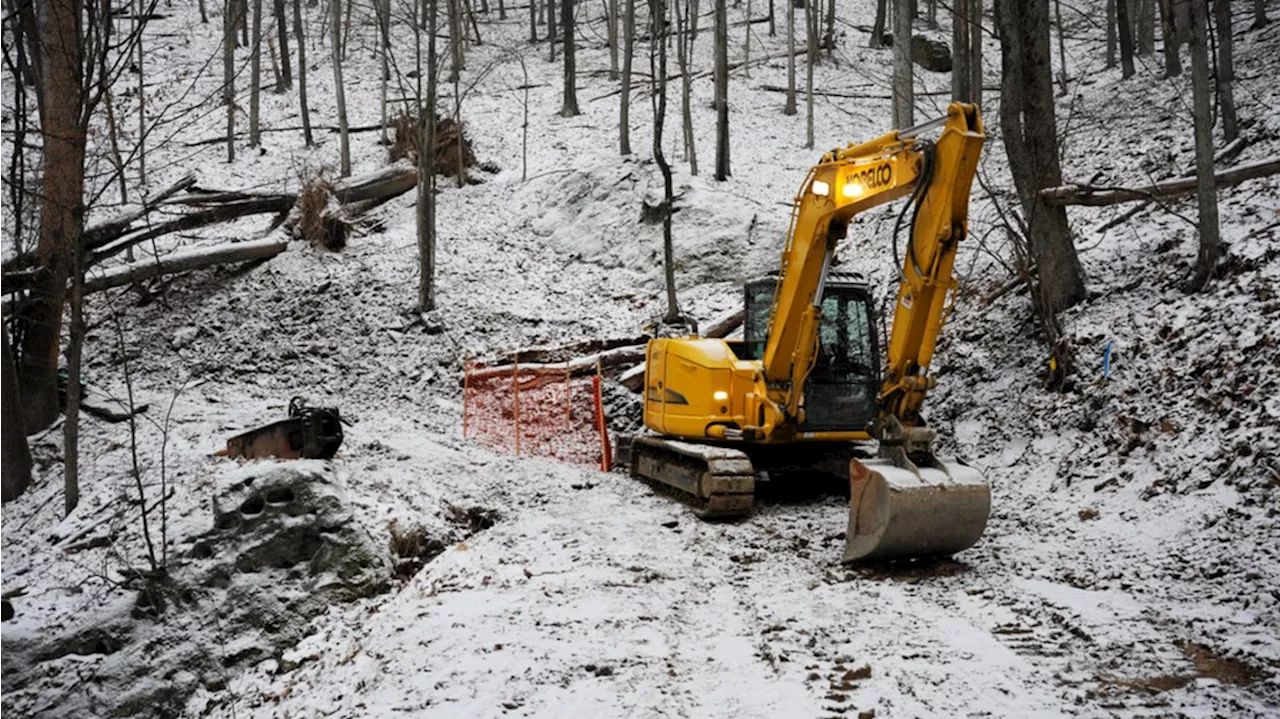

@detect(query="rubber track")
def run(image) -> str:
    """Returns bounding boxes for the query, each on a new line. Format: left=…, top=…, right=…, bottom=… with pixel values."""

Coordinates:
left=629, top=436, right=756, bottom=518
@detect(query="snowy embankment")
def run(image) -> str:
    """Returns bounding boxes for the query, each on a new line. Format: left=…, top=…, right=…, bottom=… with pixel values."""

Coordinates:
left=2, top=0, right=1279, bottom=717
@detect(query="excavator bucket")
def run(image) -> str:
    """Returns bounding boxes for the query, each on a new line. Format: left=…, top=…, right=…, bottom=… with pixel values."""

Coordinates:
left=844, top=456, right=991, bottom=563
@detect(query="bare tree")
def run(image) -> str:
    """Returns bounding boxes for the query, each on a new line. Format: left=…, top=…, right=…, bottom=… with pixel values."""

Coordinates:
left=1187, top=0, right=1220, bottom=289
left=547, top=0, right=557, bottom=61
left=2, top=330, right=32, bottom=503
left=15, top=0, right=85, bottom=433
left=649, top=0, right=683, bottom=324
left=135, top=0, right=148, bottom=183
left=1115, top=0, right=1135, bottom=77
left=619, top=0, right=635, bottom=153
left=995, top=0, right=1085, bottom=314
left=293, top=0, right=314, bottom=145
left=331, top=0, right=351, bottom=175
left=250, top=0, right=263, bottom=146
left=805, top=0, right=815, bottom=147
left=608, top=0, right=619, bottom=80
left=225, top=0, right=238, bottom=161
left=1252, top=0, right=1269, bottom=28
left=418, top=0, right=440, bottom=311
left=714, top=0, right=730, bottom=179
left=1106, top=0, right=1116, bottom=68
left=785, top=0, right=797, bottom=114
left=1137, top=0, right=1155, bottom=54
left=970, top=0, right=982, bottom=107
left=1158, top=0, right=1182, bottom=76
left=676, top=0, right=698, bottom=174
left=892, top=0, right=913, bottom=127
left=823, top=0, right=835, bottom=56
left=378, top=0, right=391, bottom=143
left=870, top=0, right=887, bottom=47
left=529, top=0, right=538, bottom=40
left=1213, top=0, right=1237, bottom=143
left=561, top=0, right=580, bottom=115
left=1052, top=0, right=1067, bottom=95
left=274, top=0, right=293, bottom=90
left=953, top=0, right=972, bottom=101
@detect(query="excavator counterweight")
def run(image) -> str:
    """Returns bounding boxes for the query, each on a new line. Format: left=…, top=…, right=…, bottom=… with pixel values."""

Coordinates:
left=631, top=103, right=991, bottom=563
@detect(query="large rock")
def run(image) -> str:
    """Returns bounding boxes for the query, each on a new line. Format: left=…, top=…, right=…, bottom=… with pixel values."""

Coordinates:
left=880, top=33, right=954, bottom=73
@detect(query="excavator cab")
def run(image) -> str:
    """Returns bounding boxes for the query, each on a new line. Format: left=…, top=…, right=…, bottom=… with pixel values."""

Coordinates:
left=739, top=273, right=880, bottom=434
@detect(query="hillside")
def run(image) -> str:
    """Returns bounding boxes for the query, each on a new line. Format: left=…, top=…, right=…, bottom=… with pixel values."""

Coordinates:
left=2, top=1, right=1278, bottom=717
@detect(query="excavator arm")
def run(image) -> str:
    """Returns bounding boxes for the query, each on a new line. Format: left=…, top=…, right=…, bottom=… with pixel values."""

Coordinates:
left=761, top=103, right=985, bottom=435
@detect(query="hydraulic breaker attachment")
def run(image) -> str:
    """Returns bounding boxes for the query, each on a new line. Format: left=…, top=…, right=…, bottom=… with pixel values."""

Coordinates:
left=844, top=450, right=990, bottom=563
left=220, top=397, right=344, bottom=460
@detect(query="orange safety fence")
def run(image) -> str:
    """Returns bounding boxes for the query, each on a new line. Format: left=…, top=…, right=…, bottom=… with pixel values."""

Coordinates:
left=462, top=359, right=612, bottom=471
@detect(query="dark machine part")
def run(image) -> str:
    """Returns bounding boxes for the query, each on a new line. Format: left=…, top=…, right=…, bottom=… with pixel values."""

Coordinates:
left=222, top=397, right=344, bottom=460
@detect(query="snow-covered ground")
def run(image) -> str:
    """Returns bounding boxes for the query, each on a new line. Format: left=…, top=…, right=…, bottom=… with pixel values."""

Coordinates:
left=3, top=0, right=1279, bottom=717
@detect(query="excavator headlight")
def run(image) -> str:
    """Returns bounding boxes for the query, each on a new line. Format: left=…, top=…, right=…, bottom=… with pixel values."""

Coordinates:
left=842, top=182, right=864, bottom=198
left=811, top=180, right=830, bottom=196
left=713, top=391, right=729, bottom=402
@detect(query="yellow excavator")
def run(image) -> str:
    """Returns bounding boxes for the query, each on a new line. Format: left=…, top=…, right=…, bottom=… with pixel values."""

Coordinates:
left=631, top=103, right=991, bottom=562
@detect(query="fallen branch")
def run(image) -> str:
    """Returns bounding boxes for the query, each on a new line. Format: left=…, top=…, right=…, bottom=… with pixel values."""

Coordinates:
left=84, top=238, right=287, bottom=294
left=1041, top=156, right=1280, bottom=206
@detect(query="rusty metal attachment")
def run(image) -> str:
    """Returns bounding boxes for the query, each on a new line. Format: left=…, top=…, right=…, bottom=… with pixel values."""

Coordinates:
left=220, top=397, right=344, bottom=460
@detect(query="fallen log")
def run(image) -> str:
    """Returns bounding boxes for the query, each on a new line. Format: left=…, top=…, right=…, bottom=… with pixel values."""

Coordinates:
left=467, top=345, right=647, bottom=382
left=84, top=238, right=287, bottom=294
left=505, top=334, right=652, bottom=365
left=619, top=308, right=746, bottom=391
left=1041, top=156, right=1280, bottom=206
left=1095, top=137, right=1248, bottom=233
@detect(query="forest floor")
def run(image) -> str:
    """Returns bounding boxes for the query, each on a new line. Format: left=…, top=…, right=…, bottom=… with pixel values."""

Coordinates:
left=2, top=0, right=1280, bottom=717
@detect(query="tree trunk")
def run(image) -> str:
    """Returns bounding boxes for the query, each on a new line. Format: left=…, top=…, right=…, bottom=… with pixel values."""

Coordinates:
left=331, top=0, right=351, bottom=175
left=274, top=0, right=292, bottom=90
left=293, top=0, right=313, bottom=145
left=785, top=0, right=797, bottom=114
left=653, top=0, right=682, bottom=324
left=1053, top=0, right=1067, bottom=94
left=530, top=0, right=538, bottom=40
left=995, top=0, right=1085, bottom=313
left=952, top=0, right=971, bottom=101
left=2, top=330, right=32, bottom=504
left=870, top=0, right=886, bottom=47
left=608, top=0, right=619, bottom=79
left=768, top=0, right=775, bottom=36
left=620, top=0, right=635, bottom=154
left=824, top=0, right=835, bottom=57
left=547, top=0, right=557, bottom=62
left=1159, top=0, right=1182, bottom=76
left=561, top=0, right=580, bottom=115
left=1253, top=0, right=1269, bottom=28
left=378, top=0, right=390, bottom=144
left=135, top=0, right=147, bottom=184
left=714, top=0, right=730, bottom=179
left=225, top=0, right=237, bottom=161
left=1137, top=0, right=1155, bottom=54
left=64, top=217, right=84, bottom=516
left=677, top=0, right=698, bottom=174
left=419, top=0, right=439, bottom=311
left=892, top=0, right=913, bottom=127
left=1188, top=0, right=1220, bottom=289
left=805, top=0, right=815, bottom=147
left=970, top=0, right=982, bottom=107
left=17, top=0, right=85, bottom=433
left=1213, top=0, right=1237, bottom=143
left=1106, top=0, right=1116, bottom=67
left=1116, top=0, right=1135, bottom=77
left=250, top=0, right=263, bottom=146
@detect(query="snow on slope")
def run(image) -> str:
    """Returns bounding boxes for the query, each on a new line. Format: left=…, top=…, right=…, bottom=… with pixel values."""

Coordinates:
left=3, top=0, right=1279, bottom=717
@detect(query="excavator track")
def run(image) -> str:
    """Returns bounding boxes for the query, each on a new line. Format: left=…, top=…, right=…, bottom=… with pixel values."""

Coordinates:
left=629, top=436, right=755, bottom=518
